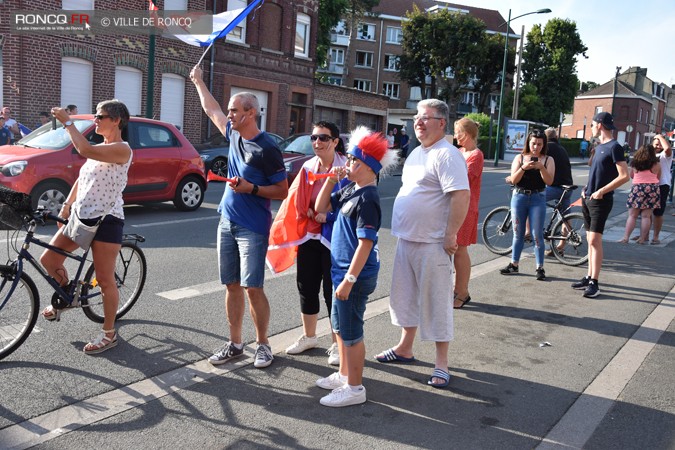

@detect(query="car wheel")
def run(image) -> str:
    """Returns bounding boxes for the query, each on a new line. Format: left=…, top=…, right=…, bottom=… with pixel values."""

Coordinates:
left=211, top=157, right=228, bottom=177
left=173, top=176, right=205, bottom=211
left=31, top=181, right=70, bottom=216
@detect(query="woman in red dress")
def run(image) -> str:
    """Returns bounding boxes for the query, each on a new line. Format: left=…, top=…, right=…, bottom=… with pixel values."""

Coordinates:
left=453, top=118, right=483, bottom=309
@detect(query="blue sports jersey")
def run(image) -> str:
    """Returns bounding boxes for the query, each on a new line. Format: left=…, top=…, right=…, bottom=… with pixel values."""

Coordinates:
left=329, top=183, right=381, bottom=287
left=218, top=126, right=287, bottom=235
left=584, top=140, right=625, bottom=198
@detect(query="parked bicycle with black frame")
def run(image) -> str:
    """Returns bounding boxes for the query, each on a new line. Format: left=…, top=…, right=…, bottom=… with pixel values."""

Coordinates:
left=481, top=184, right=589, bottom=266
left=0, top=187, right=146, bottom=360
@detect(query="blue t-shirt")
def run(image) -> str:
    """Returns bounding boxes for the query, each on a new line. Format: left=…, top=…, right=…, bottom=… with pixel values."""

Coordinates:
left=0, top=127, right=10, bottom=146
left=218, top=127, right=286, bottom=235
left=329, top=183, right=381, bottom=287
left=584, top=140, right=625, bottom=198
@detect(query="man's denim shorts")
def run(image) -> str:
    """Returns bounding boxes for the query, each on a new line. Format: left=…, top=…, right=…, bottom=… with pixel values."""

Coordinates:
left=217, top=218, right=268, bottom=288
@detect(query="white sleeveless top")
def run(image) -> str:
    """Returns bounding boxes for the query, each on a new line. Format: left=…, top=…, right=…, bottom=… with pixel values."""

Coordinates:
left=75, top=149, right=132, bottom=219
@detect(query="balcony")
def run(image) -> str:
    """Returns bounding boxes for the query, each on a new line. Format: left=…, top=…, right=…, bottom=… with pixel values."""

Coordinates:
left=330, top=33, right=350, bottom=46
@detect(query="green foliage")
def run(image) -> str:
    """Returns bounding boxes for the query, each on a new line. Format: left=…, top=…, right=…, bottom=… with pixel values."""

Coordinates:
left=462, top=113, right=491, bottom=137
left=504, top=84, right=547, bottom=124
left=473, top=33, right=514, bottom=112
left=520, top=18, right=588, bottom=126
left=580, top=81, right=599, bottom=93
left=399, top=6, right=495, bottom=108
left=559, top=138, right=583, bottom=157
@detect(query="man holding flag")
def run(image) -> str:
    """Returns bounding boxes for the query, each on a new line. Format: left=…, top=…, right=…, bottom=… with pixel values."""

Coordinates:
left=191, top=65, right=288, bottom=369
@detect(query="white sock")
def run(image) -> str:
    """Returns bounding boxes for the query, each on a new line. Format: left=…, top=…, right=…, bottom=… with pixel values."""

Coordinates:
left=231, top=342, right=243, bottom=350
left=348, top=384, right=364, bottom=392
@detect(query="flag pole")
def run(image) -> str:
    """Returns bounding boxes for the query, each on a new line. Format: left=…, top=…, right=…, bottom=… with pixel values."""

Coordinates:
left=196, top=41, right=214, bottom=67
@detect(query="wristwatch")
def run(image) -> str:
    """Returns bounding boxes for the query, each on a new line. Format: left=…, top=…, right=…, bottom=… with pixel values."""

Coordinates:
left=251, top=184, right=259, bottom=195
left=344, top=273, right=357, bottom=283
left=64, top=120, right=73, bottom=127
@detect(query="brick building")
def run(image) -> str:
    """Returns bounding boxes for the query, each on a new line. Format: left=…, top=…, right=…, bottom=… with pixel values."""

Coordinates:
left=0, top=0, right=319, bottom=144
left=318, top=1, right=514, bottom=126
left=565, top=67, right=668, bottom=149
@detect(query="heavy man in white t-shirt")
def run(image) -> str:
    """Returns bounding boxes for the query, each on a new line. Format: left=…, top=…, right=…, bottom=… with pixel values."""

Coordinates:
left=374, top=99, right=470, bottom=388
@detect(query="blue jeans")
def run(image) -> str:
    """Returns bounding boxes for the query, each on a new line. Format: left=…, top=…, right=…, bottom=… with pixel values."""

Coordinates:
left=217, top=218, right=268, bottom=288
left=545, top=185, right=571, bottom=213
left=330, top=276, right=377, bottom=346
left=511, top=191, right=546, bottom=267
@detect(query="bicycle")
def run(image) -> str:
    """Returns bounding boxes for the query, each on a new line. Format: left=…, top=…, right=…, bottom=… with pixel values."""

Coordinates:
left=0, top=191, right=147, bottom=360
left=481, top=184, right=589, bottom=266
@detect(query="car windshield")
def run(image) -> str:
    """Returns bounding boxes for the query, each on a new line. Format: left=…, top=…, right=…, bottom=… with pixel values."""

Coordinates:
left=280, top=135, right=314, bottom=156
left=16, top=119, right=93, bottom=150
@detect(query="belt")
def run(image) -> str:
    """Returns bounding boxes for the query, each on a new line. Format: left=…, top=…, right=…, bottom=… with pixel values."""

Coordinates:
left=515, top=187, right=545, bottom=195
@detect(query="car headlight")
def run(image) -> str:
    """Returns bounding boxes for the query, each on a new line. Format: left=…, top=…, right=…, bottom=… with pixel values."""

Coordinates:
left=1, top=160, right=28, bottom=177
left=200, top=155, right=212, bottom=161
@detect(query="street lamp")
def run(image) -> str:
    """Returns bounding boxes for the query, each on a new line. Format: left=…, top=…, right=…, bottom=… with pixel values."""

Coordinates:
left=493, top=8, right=552, bottom=167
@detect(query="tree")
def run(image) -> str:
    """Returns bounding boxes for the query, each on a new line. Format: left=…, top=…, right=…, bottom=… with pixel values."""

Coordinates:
left=472, top=33, right=514, bottom=113
left=520, top=18, right=587, bottom=126
left=400, top=7, right=487, bottom=111
left=503, top=84, right=546, bottom=123
left=463, top=112, right=491, bottom=137
left=579, top=81, right=599, bottom=93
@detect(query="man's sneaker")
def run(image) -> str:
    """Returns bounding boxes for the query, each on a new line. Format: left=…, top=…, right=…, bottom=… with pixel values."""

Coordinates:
left=208, top=341, right=244, bottom=366
left=583, top=280, right=600, bottom=298
left=285, top=334, right=319, bottom=355
left=536, top=267, right=546, bottom=281
left=320, top=385, right=366, bottom=407
left=500, top=263, right=519, bottom=275
left=254, top=343, right=274, bottom=368
left=316, top=371, right=347, bottom=390
left=571, top=276, right=591, bottom=290
left=326, top=343, right=340, bottom=366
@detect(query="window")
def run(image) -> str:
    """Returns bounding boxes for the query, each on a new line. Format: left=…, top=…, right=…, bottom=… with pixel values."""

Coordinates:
left=329, top=48, right=344, bottom=65
left=226, top=0, right=247, bottom=43
left=595, top=106, right=603, bottom=115
left=357, top=23, right=375, bottom=40
left=114, top=66, right=142, bottom=116
left=382, top=83, right=400, bottom=99
left=384, top=54, right=400, bottom=71
left=462, top=92, right=478, bottom=106
left=136, top=124, right=176, bottom=148
left=354, top=79, right=371, bottom=92
left=355, top=51, right=373, bottom=68
left=295, top=13, right=310, bottom=58
left=160, top=74, right=185, bottom=131
left=61, top=57, right=92, bottom=114
left=63, top=0, right=93, bottom=9
left=638, top=108, right=642, bottom=123
left=164, top=0, right=187, bottom=9
left=385, top=27, right=402, bottom=44
left=327, top=77, right=343, bottom=86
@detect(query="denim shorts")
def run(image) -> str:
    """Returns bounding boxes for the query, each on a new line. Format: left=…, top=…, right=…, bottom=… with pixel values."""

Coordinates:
left=80, top=215, right=124, bottom=244
left=330, top=276, right=377, bottom=346
left=217, top=218, right=268, bottom=288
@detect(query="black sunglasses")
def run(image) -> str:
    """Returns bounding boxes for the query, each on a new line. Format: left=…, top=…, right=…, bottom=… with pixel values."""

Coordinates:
left=310, top=134, right=333, bottom=142
left=94, top=114, right=111, bottom=120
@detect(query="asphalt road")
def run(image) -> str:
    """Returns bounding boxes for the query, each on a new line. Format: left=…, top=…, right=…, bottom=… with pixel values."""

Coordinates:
left=1, top=159, right=673, bottom=449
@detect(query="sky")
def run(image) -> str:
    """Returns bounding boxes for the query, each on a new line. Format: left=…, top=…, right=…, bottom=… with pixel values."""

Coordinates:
left=465, top=0, right=675, bottom=87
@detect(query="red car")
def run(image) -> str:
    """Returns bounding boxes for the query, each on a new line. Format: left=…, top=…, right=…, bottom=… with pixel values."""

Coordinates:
left=280, top=133, right=350, bottom=183
left=0, top=116, right=207, bottom=214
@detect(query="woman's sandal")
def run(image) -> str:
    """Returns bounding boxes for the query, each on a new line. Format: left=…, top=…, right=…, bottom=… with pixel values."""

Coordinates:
left=42, top=305, right=77, bottom=322
left=617, top=238, right=628, bottom=244
left=453, top=293, right=472, bottom=309
left=83, top=329, right=118, bottom=355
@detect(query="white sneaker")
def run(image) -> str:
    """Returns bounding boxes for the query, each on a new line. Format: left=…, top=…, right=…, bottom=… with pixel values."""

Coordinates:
left=253, top=343, right=274, bottom=368
left=326, top=343, right=340, bottom=366
left=285, top=335, right=319, bottom=355
left=320, top=385, right=366, bottom=407
left=316, top=371, right=347, bottom=390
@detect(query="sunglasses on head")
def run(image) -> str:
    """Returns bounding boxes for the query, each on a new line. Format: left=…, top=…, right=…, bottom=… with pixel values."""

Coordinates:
left=310, top=134, right=333, bottom=142
left=94, top=114, right=111, bottom=120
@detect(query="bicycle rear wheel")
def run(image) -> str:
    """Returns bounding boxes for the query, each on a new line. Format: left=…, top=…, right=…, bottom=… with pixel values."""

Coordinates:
left=482, top=206, right=513, bottom=255
left=0, top=268, right=39, bottom=360
left=81, top=242, right=147, bottom=323
left=550, top=212, right=588, bottom=266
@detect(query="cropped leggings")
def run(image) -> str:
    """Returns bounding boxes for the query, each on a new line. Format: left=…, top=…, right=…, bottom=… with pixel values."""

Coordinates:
left=296, top=239, right=332, bottom=316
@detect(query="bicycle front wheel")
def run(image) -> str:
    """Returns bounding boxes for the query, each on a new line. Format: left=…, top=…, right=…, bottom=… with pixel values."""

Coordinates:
left=81, top=242, right=147, bottom=323
left=482, top=206, right=513, bottom=255
left=550, top=212, right=589, bottom=266
left=0, top=268, right=39, bottom=360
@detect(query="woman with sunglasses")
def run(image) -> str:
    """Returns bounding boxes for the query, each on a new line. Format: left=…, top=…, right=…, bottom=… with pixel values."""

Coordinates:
left=40, top=100, right=132, bottom=355
left=500, top=129, right=555, bottom=281
left=284, top=122, right=347, bottom=366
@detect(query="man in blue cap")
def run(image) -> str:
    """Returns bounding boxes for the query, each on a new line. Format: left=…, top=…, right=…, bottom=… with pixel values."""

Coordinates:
left=571, top=112, right=629, bottom=298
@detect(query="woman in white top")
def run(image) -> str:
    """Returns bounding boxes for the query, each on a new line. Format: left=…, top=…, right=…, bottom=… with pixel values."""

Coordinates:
left=40, top=100, right=132, bottom=355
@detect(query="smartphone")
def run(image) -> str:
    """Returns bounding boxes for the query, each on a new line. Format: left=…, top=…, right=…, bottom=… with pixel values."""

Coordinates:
left=51, top=116, right=57, bottom=130
left=531, top=157, right=538, bottom=162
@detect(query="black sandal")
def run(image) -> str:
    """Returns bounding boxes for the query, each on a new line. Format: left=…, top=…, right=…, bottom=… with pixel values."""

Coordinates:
left=453, top=293, right=472, bottom=309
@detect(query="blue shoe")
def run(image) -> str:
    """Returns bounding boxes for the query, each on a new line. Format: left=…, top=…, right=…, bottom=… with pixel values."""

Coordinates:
left=427, top=368, right=451, bottom=388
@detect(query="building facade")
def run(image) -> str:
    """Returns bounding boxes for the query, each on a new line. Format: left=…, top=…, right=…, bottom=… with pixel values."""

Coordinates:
left=565, top=67, right=668, bottom=149
left=318, top=1, right=514, bottom=126
left=0, top=0, right=319, bottom=144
